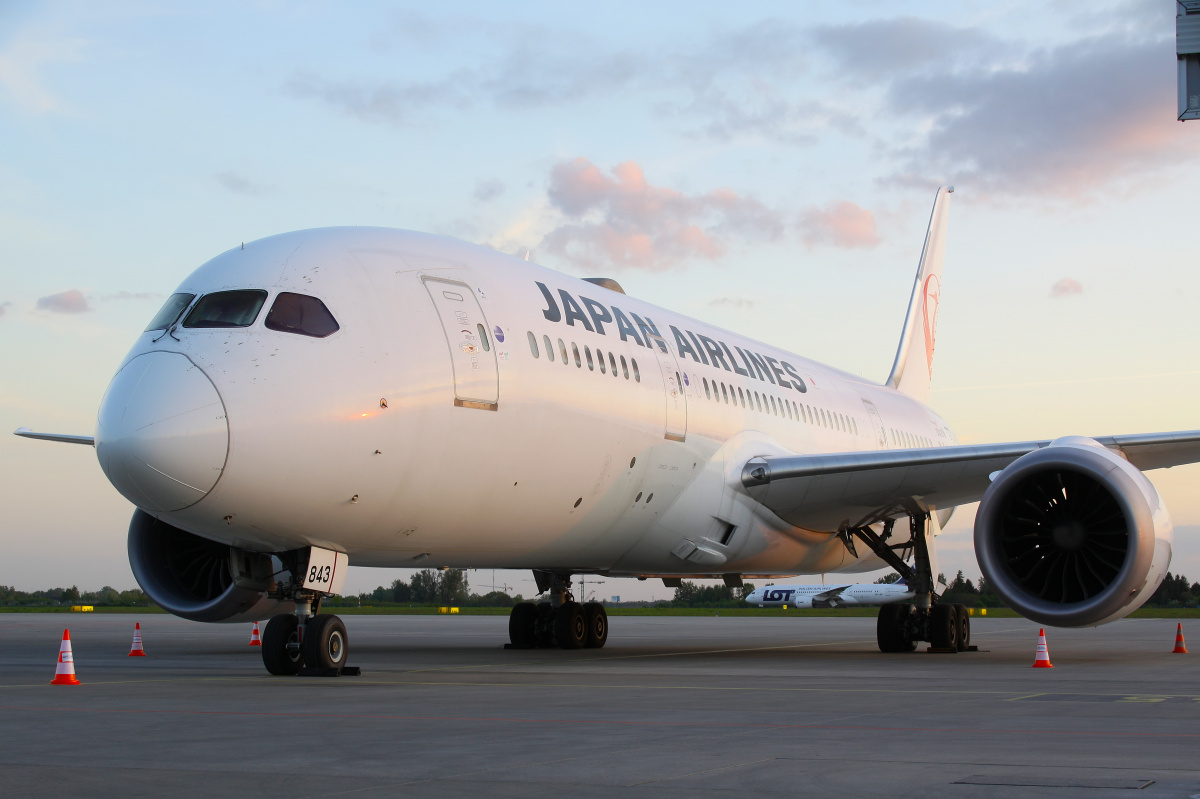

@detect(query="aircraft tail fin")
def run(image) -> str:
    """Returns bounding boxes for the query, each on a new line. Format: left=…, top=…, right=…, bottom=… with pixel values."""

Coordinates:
left=885, top=186, right=952, bottom=405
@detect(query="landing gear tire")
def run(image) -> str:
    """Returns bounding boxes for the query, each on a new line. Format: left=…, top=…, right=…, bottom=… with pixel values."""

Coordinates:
left=954, top=603, right=971, bottom=650
left=263, top=614, right=303, bottom=675
left=929, top=603, right=959, bottom=650
left=554, top=601, right=587, bottom=649
left=583, top=602, right=608, bottom=649
left=876, top=603, right=916, bottom=653
left=535, top=602, right=557, bottom=647
left=302, top=614, right=349, bottom=671
left=509, top=602, right=539, bottom=648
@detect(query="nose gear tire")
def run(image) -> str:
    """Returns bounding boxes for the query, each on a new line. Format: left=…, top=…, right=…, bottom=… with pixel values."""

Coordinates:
left=302, top=614, right=348, bottom=671
left=263, top=614, right=303, bottom=675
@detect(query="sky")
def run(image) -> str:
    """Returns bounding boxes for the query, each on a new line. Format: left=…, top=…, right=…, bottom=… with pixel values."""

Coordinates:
left=3, top=0, right=1200, bottom=602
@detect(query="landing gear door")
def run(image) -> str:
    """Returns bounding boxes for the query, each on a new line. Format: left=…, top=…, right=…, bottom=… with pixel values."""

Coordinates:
left=646, top=333, right=687, bottom=442
left=861, top=398, right=887, bottom=449
left=422, top=277, right=499, bottom=411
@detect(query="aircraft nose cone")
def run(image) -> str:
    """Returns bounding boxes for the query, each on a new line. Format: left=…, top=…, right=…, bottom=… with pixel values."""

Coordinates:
left=96, top=352, right=228, bottom=512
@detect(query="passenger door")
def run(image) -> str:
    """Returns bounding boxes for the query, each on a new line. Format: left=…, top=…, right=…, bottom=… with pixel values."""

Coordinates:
left=422, top=277, right=499, bottom=410
left=861, top=398, right=887, bottom=448
left=645, top=332, right=687, bottom=442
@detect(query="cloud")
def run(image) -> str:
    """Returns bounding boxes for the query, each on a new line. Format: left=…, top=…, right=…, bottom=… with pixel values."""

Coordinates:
left=539, top=158, right=783, bottom=271
left=1050, top=278, right=1083, bottom=298
left=709, top=297, right=755, bottom=310
left=286, top=21, right=829, bottom=144
left=798, top=201, right=881, bottom=249
left=285, top=70, right=466, bottom=126
left=215, top=171, right=263, bottom=196
left=0, top=33, right=84, bottom=113
left=36, top=289, right=89, bottom=313
left=884, top=33, right=1199, bottom=198
left=101, top=291, right=162, bottom=302
left=473, top=179, right=505, bottom=202
left=0, top=301, right=10, bottom=317
left=810, top=16, right=1006, bottom=80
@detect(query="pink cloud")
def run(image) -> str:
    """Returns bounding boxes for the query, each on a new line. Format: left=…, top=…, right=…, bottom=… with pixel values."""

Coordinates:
left=541, top=157, right=782, bottom=271
left=36, top=289, right=89, bottom=313
left=1050, top=278, right=1083, bottom=298
left=798, top=201, right=881, bottom=249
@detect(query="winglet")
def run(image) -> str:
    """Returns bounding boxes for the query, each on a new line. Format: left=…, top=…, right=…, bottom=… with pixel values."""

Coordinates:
left=14, top=427, right=95, bottom=446
left=885, top=186, right=952, bottom=405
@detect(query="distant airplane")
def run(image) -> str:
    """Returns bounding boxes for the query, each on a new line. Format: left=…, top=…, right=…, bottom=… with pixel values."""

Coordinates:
left=746, top=581, right=914, bottom=609
left=16, top=186, right=1200, bottom=673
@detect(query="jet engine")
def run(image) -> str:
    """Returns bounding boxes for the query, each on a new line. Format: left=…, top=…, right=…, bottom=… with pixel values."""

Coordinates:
left=128, top=510, right=292, bottom=623
left=974, top=437, right=1172, bottom=627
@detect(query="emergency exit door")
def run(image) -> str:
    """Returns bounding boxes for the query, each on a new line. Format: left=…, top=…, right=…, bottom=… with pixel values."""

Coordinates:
left=422, top=277, right=499, bottom=410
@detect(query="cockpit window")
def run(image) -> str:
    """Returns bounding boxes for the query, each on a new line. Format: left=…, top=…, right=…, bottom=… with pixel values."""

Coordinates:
left=144, top=293, right=195, bottom=331
left=182, top=290, right=268, bottom=329
left=264, top=292, right=340, bottom=338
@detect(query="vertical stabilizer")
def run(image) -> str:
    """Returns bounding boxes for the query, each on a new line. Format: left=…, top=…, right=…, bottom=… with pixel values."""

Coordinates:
left=885, top=186, right=952, bottom=405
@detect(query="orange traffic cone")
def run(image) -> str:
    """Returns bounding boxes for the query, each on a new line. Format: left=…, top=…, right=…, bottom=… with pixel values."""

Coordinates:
left=248, top=622, right=262, bottom=646
left=1172, top=623, right=1188, bottom=654
left=1032, top=628, right=1054, bottom=668
left=50, top=629, right=81, bottom=685
left=128, top=622, right=146, bottom=656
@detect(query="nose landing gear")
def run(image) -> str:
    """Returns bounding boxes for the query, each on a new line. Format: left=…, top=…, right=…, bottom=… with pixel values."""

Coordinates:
left=262, top=610, right=359, bottom=676
left=260, top=548, right=359, bottom=676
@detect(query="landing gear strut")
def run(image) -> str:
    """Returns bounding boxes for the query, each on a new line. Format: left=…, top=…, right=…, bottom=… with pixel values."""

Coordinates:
left=848, top=513, right=974, bottom=653
left=507, top=571, right=609, bottom=650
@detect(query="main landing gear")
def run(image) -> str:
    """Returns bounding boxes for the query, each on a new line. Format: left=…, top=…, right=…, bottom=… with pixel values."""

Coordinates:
left=507, top=572, right=608, bottom=650
left=844, top=513, right=976, bottom=654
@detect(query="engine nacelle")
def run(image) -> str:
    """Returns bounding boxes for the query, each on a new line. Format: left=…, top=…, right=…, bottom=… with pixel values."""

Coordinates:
left=128, top=510, right=293, bottom=623
left=974, top=437, right=1172, bottom=627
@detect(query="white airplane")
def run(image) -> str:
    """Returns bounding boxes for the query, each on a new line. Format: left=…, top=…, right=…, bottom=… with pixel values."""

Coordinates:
left=16, top=186, right=1200, bottom=673
left=746, top=581, right=915, bottom=609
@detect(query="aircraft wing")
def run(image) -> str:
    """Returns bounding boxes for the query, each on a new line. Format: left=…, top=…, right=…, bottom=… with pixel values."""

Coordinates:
left=811, top=585, right=851, bottom=603
left=14, top=427, right=95, bottom=446
left=740, top=430, right=1200, bottom=533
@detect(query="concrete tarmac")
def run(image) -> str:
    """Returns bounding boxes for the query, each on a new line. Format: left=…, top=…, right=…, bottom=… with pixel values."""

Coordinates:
left=0, top=612, right=1197, bottom=798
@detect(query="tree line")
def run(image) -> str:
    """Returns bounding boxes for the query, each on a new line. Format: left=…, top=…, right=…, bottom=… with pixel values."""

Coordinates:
left=878, top=570, right=1200, bottom=609
left=327, top=569, right=521, bottom=608
left=0, top=585, right=152, bottom=607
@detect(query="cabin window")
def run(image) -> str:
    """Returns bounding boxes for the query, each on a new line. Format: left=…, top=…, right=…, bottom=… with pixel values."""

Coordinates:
left=544, top=335, right=555, bottom=362
left=632, top=359, right=640, bottom=382
left=703, top=378, right=711, bottom=399
left=264, top=292, right=340, bottom=338
left=145, top=293, right=195, bottom=331
left=621, top=355, right=629, bottom=379
left=559, top=338, right=569, bottom=365
left=476, top=324, right=492, bottom=352
left=527, top=331, right=539, bottom=358
left=572, top=343, right=581, bottom=368
left=585, top=346, right=594, bottom=371
left=598, top=350, right=606, bottom=374
left=183, top=289, right=268, bottom=329
left=853, top=419, right=859, bottom=435
left=755, top=392, right=762, bottom=412
left=609, top=353, right=617, bottom=376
